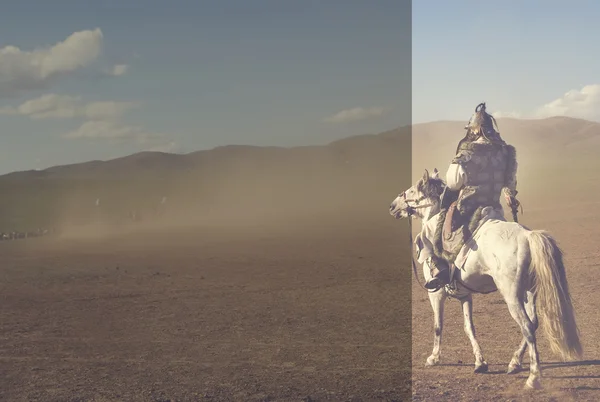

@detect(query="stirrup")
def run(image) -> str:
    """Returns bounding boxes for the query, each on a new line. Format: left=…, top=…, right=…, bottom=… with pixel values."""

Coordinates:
left=424, top=277, right=444, bottom=291
left=425, top=268, right=450, bottom=290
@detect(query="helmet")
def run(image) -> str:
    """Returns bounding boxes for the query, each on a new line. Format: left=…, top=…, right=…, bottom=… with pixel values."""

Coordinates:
left=465, top=102, right=500, bottom=139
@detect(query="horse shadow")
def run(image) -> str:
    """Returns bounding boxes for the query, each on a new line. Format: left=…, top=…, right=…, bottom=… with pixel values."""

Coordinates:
left=540, top=360, right=600, bottom=380
left=436, top=359, right=600, bottom=379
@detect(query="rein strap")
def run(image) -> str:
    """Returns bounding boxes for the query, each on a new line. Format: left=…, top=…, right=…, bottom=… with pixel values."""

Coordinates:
left=405, top=202, right=434, bottom=292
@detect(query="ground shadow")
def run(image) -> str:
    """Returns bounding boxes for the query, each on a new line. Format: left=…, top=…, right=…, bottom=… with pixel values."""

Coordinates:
left=432, top=359, right=600, bottom=377
left=431, top=363, right=507, bottom=375
left=542, top=359, right=600, bottom=371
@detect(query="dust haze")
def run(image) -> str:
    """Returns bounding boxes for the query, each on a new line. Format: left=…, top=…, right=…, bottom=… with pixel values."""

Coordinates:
left=5, top=118, right=600, bottom=401
left=48, top=131, right=412, bottom=244
left=43, top=116, right=596, bottom=244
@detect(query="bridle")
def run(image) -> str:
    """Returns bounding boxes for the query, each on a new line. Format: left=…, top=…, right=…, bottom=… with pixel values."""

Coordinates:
left=399, top=191, right=434, bottom=218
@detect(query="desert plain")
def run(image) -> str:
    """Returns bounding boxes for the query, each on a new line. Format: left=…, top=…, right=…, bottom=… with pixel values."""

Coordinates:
left=2, top=117, right=600, bottom=401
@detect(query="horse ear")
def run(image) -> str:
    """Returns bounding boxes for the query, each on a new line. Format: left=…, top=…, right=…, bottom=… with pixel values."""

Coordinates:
left=431, top=168, right=439, bottom=179
left=422, top=169, right=429, bottom=182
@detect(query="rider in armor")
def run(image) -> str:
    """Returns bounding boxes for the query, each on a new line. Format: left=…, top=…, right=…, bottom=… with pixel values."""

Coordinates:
left=422, top=102, right=520, bottom=290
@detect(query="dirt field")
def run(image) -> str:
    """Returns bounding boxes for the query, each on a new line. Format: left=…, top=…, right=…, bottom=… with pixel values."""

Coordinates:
left=2, top=205, right=600, bottom=401
left=1, top=216, right=412, bottom=401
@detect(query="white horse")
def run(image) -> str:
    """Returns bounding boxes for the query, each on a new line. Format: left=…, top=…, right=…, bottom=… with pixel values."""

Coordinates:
left=389, top=168, right=582, bottom=390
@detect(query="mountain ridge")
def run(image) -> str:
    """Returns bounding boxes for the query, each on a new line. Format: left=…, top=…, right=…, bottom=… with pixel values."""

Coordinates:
left=4, top=115, right=598, bottom=181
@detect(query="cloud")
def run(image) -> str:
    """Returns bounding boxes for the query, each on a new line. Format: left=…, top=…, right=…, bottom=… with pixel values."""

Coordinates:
left=0, top=28, right=104, bottom=97
left=84, top=100, right=139, bottom=120
left=0, top=93, right=139, bottom=120
left=493, top=85, right=600, bottom=122
left=324, top=106, right=388, bottom=123
left=533, top=85, right=600, bottom=120
left=109, top=64, right=129, bottom=76
left=1, top=93, right=169, bottom=146
left=62, top=120, right=162, bottom=142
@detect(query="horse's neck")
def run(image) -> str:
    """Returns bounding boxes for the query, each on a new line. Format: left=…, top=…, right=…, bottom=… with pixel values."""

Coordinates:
left=422, top=203, right=440, bottom=222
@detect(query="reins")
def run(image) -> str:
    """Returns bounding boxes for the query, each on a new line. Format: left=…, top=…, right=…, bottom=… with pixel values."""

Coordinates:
left=407, top=216, right=430, bottom=292
left=403, top=195, right=435, bottom=292
left=454, top=277, right=497, bottom=295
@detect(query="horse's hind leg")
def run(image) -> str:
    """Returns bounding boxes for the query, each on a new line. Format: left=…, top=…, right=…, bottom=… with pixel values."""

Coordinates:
left=508, top=291, right=538, bottom=375
left=506, top=299, right=542, bottom=389
left=460, top=294, right=488, bottom=373
left=507, top=338, right=527, bottom=374
left=426, top=289, right=447, bottom=367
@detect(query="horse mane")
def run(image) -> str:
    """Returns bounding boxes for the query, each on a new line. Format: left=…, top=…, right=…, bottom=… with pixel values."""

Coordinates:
left=417, top=176, right=445, bottom=200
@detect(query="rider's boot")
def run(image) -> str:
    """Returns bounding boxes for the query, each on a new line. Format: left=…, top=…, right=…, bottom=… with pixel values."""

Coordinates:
left=424, top=256, right=451, bottom=290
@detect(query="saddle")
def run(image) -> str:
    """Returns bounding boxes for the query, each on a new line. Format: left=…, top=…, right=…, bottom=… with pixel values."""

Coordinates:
left=441, top=201, right=470, bottom=259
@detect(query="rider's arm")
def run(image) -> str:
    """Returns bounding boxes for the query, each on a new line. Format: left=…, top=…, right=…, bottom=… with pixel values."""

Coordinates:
left=446, top=163, right=466, bottom=191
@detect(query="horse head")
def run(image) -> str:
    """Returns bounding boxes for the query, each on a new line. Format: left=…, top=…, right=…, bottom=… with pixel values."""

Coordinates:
left=389, top=168, right=445, bottom=220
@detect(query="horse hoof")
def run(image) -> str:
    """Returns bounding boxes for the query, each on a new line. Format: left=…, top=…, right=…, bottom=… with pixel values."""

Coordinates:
left=474, top=362, right=488, bottom=373
left=525, top=377, right=542, bottom=390
left=425, top=356, right=440, bottom=367
left=507, top=364, right=522, bottom=375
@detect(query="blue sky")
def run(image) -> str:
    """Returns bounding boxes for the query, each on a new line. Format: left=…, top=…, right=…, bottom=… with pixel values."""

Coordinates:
left=0, top=1, right=598, bottom=174
left=414, top=0, right=600, bottom=123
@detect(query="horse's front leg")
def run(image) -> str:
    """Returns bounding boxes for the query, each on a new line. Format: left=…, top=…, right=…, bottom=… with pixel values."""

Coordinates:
left=460, top=294, right=488, bottom=373
left=426, top=288, right=447, bottom=367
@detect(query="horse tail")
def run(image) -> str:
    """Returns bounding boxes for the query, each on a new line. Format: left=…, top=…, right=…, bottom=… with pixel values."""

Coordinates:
left=527, top=230, right=582, bottom=361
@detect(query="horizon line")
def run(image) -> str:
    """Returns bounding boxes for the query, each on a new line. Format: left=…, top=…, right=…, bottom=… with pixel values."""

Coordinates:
left=7, top=114, right=593, bottom=177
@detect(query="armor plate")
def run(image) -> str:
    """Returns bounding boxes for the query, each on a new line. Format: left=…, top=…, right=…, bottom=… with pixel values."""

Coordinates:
left=453, top=141, right=509, bottom=214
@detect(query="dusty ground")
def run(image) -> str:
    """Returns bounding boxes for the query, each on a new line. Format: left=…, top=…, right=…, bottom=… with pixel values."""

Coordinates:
left=0, top=216, right=412, bottom=401
left=411, top=206, right=600, bottom=402
left=2, top=204, right=600, bottom=401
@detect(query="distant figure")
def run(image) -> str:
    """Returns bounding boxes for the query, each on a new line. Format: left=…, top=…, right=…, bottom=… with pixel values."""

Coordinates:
left=129, top=209, right=142, bottom=222
left=157, top=196, right=167, bottom=217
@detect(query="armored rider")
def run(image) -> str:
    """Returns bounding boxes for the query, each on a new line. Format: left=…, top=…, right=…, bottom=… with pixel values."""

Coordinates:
left=423, top=102, right=521, bottom=290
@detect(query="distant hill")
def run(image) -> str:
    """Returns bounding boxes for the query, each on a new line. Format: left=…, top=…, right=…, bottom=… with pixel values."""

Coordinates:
left=0, top=116, right=596, bottom=232
left=5, top=115, right=597, bottom=182
left=0, top=126, right=412, bottom=231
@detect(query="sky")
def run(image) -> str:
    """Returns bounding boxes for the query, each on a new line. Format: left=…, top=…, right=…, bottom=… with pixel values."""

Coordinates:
left=0, top=1, right=599, bottom=174
left=413, top=1, right=600, bottom=123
